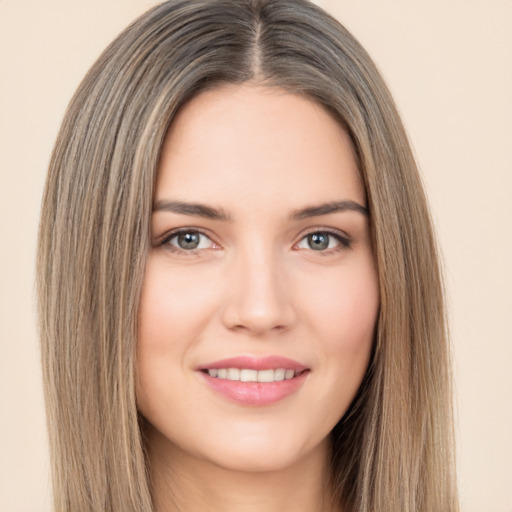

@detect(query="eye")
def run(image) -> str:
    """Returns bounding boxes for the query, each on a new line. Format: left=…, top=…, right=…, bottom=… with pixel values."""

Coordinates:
left=163, top=230, right=216, bottom=252
left=296, top=231, right=350, bottom=252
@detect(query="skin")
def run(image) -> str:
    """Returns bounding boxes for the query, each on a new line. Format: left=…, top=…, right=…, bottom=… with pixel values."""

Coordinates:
left=136, top=84, right=380, bottom=512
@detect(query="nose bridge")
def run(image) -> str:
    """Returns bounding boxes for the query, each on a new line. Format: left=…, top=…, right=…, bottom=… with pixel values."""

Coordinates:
left=222, top=236, right=295, bottom=334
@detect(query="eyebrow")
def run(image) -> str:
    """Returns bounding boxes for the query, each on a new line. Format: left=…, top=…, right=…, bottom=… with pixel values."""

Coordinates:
left=153, top=200, right=232, bottom=221
left=152, top=199, right=368, bottom=221
left=289, top=200, right=369, bottom=220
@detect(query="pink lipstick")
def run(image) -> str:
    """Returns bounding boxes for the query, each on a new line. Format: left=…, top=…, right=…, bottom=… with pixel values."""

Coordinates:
left=197, top=356, right=309, bottom=406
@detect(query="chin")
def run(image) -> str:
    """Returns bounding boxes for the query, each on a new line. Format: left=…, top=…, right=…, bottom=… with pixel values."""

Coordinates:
left=195, top=430, right=329, bottom=474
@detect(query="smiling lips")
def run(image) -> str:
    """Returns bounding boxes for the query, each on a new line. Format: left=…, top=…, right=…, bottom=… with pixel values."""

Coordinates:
left=198, top=356, right=309, bottom=406
left=207, top=368, right=297, bottom=382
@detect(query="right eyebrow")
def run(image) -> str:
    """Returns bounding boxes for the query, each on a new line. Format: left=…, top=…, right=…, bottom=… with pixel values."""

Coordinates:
left=152, top=200, right=232, bottom=221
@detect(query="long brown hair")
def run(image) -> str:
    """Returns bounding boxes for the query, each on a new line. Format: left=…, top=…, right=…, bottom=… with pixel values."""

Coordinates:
left=37, top=0, right=458, bottom=510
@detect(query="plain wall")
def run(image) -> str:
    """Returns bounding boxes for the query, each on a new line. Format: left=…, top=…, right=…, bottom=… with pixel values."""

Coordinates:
left=0, top=1, right=510, bottom=510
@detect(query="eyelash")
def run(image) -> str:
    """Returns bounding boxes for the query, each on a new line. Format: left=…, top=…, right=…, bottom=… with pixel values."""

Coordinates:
left=297, top=228, right=352, bottom=254
left=160, top=228, right=352, bottom=255
left=161, top=228, right=216, bottom=254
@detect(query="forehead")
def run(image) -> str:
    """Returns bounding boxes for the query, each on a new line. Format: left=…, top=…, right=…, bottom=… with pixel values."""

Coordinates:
left=155, top=84, right=365, bottom=210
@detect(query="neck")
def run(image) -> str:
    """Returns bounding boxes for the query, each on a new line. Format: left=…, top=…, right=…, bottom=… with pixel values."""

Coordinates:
left=145, top=425, right=339, bottom=512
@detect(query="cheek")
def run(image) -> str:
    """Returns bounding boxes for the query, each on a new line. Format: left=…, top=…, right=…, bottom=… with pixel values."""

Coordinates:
left=137, top=257, right=218, bottom=349
left=135, top=258, right=214, bottom=412
left=305, top=257, right=379, bottom=352
left=300, top=256, right=379, bottom=408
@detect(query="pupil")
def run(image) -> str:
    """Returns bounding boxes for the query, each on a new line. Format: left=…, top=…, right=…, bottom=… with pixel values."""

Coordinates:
left=308, top=233, right=329, bottom=250
left=178, top=232, right=200, bottom=249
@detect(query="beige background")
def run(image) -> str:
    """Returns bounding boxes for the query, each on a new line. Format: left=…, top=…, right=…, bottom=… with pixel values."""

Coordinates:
left=1, top=0, right=510, bottom=510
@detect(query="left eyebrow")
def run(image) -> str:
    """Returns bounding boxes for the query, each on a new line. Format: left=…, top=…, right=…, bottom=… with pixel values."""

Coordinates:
left=289, top=200, right=369, bottom=221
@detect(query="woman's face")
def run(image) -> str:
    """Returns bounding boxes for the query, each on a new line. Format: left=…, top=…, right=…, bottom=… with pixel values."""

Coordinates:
left=136, top=85, right=379, bottom=473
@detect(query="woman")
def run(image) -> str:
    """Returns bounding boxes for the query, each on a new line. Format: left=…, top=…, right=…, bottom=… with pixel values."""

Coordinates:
left=37, top=0, right=458, bottom=511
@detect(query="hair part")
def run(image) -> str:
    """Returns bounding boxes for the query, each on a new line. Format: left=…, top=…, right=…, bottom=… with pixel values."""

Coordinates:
left=37, top=1, right=458, bottom=510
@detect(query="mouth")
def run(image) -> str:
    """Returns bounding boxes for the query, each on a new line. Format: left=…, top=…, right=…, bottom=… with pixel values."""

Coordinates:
left=202, top=368, right=306, bottom=382
left=197, top=356, right=310, bottom=406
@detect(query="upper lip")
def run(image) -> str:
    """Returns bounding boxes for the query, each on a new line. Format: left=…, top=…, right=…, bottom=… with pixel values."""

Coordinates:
left=198, top=356, right=308, bottom=372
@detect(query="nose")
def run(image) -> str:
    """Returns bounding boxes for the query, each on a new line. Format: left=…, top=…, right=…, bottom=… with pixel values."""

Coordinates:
left=221, top=243, right=297, bottom=336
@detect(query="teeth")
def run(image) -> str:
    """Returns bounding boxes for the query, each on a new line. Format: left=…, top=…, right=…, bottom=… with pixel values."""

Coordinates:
left=257, top=369, right=274, bottom=383
left=227, top=368, right=240, bottom=380
left=274, top=369, right=285, bottom=381
left=240, top=369, right=258, bottom=382
left=207, top=368, right=297, bottom=382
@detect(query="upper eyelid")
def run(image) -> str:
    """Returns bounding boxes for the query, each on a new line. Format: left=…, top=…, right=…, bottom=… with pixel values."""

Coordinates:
left=297, top=226, right=351, bottom=241
left=161, top=227, right=216, bottom=242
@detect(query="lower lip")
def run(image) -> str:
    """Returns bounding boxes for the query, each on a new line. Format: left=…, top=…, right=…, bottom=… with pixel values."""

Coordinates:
left=200, top=371, right=309, bottom=406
